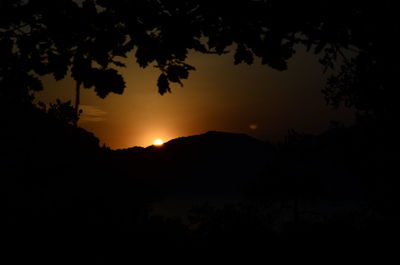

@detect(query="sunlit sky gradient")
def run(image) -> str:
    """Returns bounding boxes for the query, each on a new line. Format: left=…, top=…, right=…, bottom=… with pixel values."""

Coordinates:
left=37, top=46, right=354, bottom=149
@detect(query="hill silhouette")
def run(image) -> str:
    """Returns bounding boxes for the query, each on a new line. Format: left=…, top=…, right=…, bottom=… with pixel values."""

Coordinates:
left=112, top=131, right=274, bottom=199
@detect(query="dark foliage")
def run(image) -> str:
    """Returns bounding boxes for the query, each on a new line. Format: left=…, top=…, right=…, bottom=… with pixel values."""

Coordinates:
left=37, top=99, right=80, bottom=125
left=1, top=0, right=398, bottom=122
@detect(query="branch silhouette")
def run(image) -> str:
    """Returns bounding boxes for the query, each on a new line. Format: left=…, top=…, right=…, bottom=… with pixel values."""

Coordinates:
left=2, top=0, right=397, bottom=122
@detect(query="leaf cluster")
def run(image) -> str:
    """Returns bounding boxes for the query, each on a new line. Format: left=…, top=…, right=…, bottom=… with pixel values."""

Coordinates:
left=1, top=0, right=397, bottom=119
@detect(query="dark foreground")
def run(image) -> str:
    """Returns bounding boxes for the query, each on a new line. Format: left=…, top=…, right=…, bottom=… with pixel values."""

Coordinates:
left=3, top=102, right=400, bottom=261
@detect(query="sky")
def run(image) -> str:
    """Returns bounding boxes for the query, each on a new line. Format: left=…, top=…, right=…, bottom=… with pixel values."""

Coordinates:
left=37, top=46, right=354, bottom=149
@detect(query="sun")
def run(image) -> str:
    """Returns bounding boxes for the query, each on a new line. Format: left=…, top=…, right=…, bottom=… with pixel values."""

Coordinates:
left=153, top=138, right=164, bottom=146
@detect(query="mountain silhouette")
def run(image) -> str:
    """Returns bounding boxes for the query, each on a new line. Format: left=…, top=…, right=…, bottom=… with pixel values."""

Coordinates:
left=112, top=131, right=274, bottom=199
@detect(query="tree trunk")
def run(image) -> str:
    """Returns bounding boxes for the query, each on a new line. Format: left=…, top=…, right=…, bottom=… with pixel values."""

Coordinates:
left=74, top=81, right=81, bottom=127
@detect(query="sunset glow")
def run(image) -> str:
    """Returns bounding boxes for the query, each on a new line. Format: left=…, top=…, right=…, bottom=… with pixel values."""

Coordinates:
left=153, top=139, right=164, bottom=146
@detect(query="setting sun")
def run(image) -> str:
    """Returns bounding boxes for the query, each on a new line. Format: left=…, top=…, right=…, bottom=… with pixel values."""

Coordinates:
left=153, top=139, right=164, bottom=146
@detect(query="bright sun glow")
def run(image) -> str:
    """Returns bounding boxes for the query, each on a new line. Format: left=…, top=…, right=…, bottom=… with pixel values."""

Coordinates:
left=153, top=139, right=164, bottom=146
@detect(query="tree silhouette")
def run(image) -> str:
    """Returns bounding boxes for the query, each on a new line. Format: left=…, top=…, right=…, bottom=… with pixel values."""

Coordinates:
left=2, top=0, right=397, bottom=125
left=37, top=99, right=80, bottom=125
left=322, top=1, right=400, bottom=122
left=0, top=2, right=348, bottom=103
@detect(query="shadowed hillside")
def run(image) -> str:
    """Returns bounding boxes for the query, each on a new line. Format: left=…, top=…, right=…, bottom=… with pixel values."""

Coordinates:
left=112, top=131, right=275, bottom=198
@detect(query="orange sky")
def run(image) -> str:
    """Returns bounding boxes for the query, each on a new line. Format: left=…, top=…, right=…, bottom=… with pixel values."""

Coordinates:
left=37, top=47, right=354, bottom=149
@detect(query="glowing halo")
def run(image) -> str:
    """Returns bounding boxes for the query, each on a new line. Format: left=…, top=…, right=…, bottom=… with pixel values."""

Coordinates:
left=153, top=139, right=164, bottom=146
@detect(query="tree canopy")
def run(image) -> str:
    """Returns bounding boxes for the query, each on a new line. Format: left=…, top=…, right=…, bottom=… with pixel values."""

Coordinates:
left=1, top=0, right=398, bottom=119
